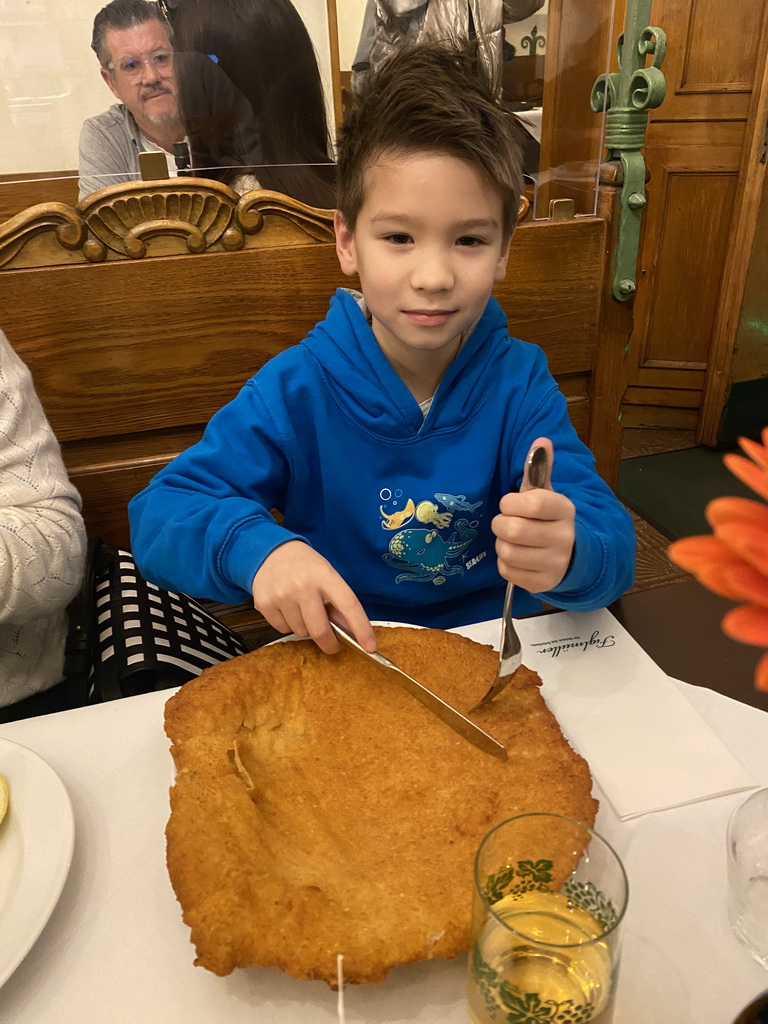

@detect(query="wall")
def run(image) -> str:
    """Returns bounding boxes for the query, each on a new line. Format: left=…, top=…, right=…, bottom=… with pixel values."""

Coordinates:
left=505, top=1, right=548, bottom=54
left=336, top=0, right=366, bottom=71
left=0, top=0, right=334, bottom=178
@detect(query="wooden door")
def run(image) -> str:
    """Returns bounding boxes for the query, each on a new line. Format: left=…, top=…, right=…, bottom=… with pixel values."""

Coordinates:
left=698, top=41, right=768, bottom=443
left=618, top=0, right=768, bottom=431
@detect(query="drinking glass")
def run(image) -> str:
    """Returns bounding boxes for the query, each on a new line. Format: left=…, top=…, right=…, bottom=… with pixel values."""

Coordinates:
left=468, top=813, right=628, bottom=1024
left=727, top=787, right=768, bottom=970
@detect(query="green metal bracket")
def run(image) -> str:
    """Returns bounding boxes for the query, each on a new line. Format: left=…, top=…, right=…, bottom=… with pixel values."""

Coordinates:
left=591, top=0, right=667, bottom=301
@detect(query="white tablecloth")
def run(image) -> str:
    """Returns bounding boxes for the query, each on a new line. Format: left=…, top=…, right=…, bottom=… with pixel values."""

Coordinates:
left=0, top=622, right=766, bottom=1023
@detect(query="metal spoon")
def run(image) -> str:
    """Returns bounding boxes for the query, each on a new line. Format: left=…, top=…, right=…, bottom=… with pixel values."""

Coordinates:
left=469, top=445, right=549, bottom=712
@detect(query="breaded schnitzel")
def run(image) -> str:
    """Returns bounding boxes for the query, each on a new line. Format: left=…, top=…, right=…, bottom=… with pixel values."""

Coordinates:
left=164, top=626, right=596, bottom=984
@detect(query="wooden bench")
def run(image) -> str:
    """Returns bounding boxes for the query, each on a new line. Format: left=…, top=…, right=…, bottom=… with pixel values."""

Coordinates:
left=0, top=176, right=629, bottom=643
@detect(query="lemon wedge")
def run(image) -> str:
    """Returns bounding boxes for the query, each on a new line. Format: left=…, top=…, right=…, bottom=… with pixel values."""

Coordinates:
left=0, top=773, right=8, bottom=826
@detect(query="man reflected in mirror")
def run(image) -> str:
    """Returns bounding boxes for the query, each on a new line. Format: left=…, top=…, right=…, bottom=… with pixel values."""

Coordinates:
left=78, top=0, right=185, bottom=199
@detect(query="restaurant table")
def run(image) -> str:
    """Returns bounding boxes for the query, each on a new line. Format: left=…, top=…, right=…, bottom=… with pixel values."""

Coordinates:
left=0, top=604, right=767, bottom=1024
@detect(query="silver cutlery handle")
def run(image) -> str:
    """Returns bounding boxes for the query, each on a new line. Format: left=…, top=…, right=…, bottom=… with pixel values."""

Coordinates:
left=524, top=444, right=549, bottom=492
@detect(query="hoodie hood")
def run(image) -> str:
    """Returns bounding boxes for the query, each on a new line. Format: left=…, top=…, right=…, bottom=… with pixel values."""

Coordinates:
left=300, top=288, right=512, bottom=440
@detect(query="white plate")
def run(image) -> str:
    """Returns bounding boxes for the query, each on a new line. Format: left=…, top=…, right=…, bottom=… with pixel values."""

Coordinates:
left=0, top=737, right=75, bottom=989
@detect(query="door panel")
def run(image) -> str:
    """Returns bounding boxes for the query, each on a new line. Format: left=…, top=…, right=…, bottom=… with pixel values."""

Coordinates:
left=683, top=0, right=762, bottom=92
left=643, top=167, right=737, bottom=365
left=652, top=0, right=763, bottom=120
left=616, top=0, right=768, bottom=429
left=628, top=141, right=740, bottom=402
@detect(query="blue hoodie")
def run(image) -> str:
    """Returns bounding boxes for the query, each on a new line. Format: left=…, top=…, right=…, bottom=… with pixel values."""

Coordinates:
left=129, top=289, right=635, bottom=627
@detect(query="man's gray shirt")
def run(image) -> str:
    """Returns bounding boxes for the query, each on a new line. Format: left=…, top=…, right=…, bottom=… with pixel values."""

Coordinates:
left=78, top=103, right=142, bottom=200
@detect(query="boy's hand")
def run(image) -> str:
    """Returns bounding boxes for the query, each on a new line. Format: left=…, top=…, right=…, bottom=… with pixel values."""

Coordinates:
left=491, top=437, right=576, bottom=594
left=251, top=540, right=377, bottom=655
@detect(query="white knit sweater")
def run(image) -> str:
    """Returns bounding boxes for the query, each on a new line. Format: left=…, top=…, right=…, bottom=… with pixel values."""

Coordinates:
left=0, top=331, right=86, bottom=707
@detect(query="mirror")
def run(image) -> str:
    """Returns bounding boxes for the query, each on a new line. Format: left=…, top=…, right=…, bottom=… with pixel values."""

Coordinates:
left=332, top=0, right=616, bottom=220
left=0, top=0, right=617, bottom=238
left=335, top=1, right=548, bottom=179
left=0, top=0, right=339, bottom=217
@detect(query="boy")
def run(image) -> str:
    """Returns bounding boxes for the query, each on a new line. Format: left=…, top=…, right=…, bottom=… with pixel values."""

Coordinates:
left=129, top=44, right=635, bottom=655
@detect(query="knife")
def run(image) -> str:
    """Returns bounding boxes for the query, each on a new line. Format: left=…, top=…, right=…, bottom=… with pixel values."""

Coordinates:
left=329, top=621, right=508, bottom=761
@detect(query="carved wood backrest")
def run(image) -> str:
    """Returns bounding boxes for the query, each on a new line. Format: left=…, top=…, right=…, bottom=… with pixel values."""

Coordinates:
left=0, top=178, right=336, bottom=270
left=0, top=179, right=624, bottom=575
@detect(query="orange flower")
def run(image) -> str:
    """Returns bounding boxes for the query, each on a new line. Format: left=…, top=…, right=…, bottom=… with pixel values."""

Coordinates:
left=667, top=427, right=768, bottom=692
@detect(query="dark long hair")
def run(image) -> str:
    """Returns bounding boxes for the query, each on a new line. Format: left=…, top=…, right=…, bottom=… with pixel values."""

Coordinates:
left=172, top=0, right=335, bottom=208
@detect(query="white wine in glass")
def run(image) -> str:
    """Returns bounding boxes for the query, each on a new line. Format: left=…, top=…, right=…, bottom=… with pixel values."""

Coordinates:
left=468, top=815, right=628, bottom=1024
left=468, top=890, right=613, bottom=1024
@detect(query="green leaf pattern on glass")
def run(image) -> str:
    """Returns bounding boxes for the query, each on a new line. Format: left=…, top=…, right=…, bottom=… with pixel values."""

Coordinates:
left=563, top=879, right=618, bottom=932
left=473, top=860, right=618, bottom=1023
left=483, top=865, right=518, bottom=904
left=483, top=859, right=554, bottom=904
left=498, top=983, right=593, bottom=1023
left=516, top=859, right=555, bottom=884
left=472, top=945, right=593, bottom=1024
left=472, top=942, right=503, bottom=1020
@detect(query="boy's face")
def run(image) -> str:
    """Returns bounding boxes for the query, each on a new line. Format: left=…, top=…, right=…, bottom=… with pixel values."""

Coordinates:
left=335, top=151, right=510, bottom=384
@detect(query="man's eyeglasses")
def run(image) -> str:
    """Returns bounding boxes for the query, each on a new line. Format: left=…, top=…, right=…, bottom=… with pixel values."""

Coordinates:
left=107, top=50, right=174, bottom=79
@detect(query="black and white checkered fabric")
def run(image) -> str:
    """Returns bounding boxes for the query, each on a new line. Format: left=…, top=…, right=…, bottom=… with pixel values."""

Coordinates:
left=90, top=548, right=247, bottom=701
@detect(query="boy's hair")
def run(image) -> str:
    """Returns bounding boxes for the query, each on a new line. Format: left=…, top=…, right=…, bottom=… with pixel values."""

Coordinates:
left=336, top=44, right=525, bottom=240
left=92, top=0, right=170, bottom=69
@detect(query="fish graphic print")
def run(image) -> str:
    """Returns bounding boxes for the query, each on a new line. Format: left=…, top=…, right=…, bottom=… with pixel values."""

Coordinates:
left=379, top=489, right=483, bottom=586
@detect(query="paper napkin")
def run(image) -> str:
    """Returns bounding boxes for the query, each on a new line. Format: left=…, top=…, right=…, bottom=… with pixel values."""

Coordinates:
left=454, top=609, right=757, bottom=820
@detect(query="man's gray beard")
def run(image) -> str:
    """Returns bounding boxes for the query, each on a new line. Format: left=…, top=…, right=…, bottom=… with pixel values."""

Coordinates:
left=142, top=106, right=180, bottom=127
